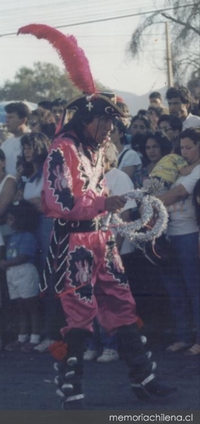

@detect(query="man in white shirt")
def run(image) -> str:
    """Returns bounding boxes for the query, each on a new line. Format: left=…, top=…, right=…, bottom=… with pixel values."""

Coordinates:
left=166, top=85, right=200, bottom=130
left=111, top=118, right=141, bottom=181
left=1, top=102, right=30, bottom=176
left=104, top=142, right=136, bottom=256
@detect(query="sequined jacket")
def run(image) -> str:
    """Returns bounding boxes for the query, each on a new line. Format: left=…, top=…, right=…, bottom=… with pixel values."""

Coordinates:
left=42, top=131, right=106, bottom=220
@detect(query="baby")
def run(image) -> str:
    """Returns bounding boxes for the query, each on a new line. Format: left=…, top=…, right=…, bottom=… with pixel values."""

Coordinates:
left=144, top=153, right=200, bottom=194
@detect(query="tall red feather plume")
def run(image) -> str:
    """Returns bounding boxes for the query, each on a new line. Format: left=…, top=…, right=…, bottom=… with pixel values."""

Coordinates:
left=18, top=24, right=96, bottom=94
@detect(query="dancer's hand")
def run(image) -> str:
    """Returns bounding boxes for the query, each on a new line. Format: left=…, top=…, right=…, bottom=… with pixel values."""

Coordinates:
left=105, top=195, right=127, bottom=213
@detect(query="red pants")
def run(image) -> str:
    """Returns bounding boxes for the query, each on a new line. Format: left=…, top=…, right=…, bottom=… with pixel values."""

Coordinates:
left=59, top=230, right=138, bottom=337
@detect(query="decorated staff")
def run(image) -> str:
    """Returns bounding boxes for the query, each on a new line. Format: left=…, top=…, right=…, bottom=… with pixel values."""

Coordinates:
left=108, top=189, right=168, bottom=246
left=18, top=23, right=177, bottom=410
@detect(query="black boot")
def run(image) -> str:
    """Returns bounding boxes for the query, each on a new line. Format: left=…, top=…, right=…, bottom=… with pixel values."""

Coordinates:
left=54, top=357, right=84, bottom=409
left=118, top=323, right=178, bottom=401
left=131, top=375, right=178, bottom=401
left=53, top=328, right=88, bottom=410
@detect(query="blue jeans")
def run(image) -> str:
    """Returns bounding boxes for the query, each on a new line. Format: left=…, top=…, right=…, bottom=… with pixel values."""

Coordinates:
left=161, top=232, right=200, bottom=344
left=87, top=318, right=118, bottom=351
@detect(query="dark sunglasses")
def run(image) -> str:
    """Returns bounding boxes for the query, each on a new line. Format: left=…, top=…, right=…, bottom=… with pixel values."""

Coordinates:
left=29, top=120, right=37, bottom=127
left=159, top=126, right=172, bottom=132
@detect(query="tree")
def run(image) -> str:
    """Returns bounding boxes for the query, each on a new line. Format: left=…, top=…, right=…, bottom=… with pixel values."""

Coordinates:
left=0, top=62, right=106, bottom=103
left=0, top=62, right=81, bottom=102
left=128, top=0, right=200, bottom=84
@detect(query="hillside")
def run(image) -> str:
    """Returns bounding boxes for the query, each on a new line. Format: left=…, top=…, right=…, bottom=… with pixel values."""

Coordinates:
left=115, top=87, right=168, bottom=116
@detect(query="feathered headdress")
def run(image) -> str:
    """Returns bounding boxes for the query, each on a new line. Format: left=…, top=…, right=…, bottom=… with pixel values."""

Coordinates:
left=18, top=24, right=96, bottom=94
left=17, top=24, right=128, bottom=118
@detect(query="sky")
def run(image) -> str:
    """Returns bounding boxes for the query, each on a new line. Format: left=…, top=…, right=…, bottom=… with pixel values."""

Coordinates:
left=0, top=0, right=170, bottom=97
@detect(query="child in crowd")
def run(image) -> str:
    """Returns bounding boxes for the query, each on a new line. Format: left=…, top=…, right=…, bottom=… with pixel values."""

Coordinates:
left=149, top=153, right=199, bottom=191
left=0, top=201, right=40, bottom=352
left=144, top=131, right=200, bottom=193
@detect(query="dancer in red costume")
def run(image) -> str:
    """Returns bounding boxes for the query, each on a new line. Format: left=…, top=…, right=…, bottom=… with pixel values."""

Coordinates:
left=18, top=24, right=177, bottom=409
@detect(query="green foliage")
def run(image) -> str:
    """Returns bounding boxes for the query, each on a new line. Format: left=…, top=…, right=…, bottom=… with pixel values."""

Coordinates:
left=0, top=62, right=82, bottom=102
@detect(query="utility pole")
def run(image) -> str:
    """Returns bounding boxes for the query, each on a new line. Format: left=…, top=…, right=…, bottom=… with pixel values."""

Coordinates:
left=165, top=22, right=173, bottom=87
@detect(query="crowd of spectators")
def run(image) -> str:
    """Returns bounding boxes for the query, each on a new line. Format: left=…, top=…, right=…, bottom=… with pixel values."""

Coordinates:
left=0, top=85, right=199, bottom=359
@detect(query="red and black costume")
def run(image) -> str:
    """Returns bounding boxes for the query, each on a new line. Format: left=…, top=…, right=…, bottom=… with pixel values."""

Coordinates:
left=18, top=23, right=177, bottom=410
left=42, top=130, right=138, bottom=335
left=41, top=125, right=175, bottom=408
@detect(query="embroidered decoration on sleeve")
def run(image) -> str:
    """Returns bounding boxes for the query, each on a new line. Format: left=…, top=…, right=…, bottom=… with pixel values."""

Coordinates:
left=47, top=149, right=74, bottom=210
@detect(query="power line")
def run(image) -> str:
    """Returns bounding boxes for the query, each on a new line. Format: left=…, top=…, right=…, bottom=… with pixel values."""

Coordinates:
left=0, top=0, right=165, bottom=14
left=0, top=3, right=196, bottom=37
left=0, top=0, right=161, bottom=22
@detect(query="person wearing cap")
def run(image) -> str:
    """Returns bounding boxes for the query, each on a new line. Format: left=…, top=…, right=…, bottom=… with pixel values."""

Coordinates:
left=41, top=92, right=177, bottom=409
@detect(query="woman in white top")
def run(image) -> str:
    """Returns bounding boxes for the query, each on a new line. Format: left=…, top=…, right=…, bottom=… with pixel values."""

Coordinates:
left=19, top=133, right=61, bottom=352
left=19, top=132, right=52, bottom=268
left=159, top=128, right=200, bottom=355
